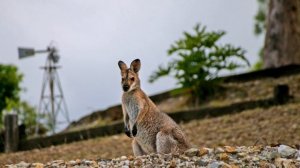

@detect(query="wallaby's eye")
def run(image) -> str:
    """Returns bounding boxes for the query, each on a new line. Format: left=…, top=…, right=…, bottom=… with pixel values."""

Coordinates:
left=122, top=78, right=125, bottom=82
left=130, top=77, right=135, bottom=81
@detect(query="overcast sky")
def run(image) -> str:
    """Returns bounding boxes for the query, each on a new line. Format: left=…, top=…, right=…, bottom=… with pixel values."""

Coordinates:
left=0, top=1, right=263, bottom=129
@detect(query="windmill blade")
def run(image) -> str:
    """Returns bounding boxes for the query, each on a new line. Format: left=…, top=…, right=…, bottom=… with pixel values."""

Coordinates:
left=18, top=48, right=35, bottom=59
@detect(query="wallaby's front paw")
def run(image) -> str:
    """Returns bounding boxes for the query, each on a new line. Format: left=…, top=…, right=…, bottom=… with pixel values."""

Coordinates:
left=132, top=124, right=137, bottom=137
left=124, top=125, right=131, bottom=138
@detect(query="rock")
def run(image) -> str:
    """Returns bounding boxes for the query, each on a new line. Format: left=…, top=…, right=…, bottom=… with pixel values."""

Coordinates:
left=157, top=158, right=163, bottom=164
left=90, top=161, right=98, bottom=167
left=221, top=162, right=234, bottom=168
left=237, top=152, right=247, bottom=158
left=52, top=160, right=65, bottom=164
left=184, top=148, right=199, bottom=157
left=218, top=153, right=229, bottom=161
left=207, top=161, right=222, bottom=168
left=259, top=161, right=276, bottom=168
left=75, top=159, right=81, bottom=164
left=144, top=164, right=155, bottom=168
left=179, top=155, right=189, bottom=161
left=278, top=145, right=298, bottom=158
left=252, top=156, right=260, bottom=162
left=120, top=155, right=127, bottom=160
left=195, top=159, right=208, bottom=166
left=199, top=147, right=209, bottom=156
left=127, top=155, right=134, bottom=161
left=14, top=161, right=30, bottom=168
left=6, top=165, right=17, bottom=168
left=252, top=145, right=263, bottom=153
left=215, top=147, right=225, bottom=154
left=275, top=158, right=297, bottom=168
left=32, top=163, right=44, bottom=168
left=83, top=160, right=93, bottom=165
left=68, top=160, right=77, bottom=166
left=224, top=146, right=237, bottom=153
left=134, top=159, right=143, bottom=166
left=169, top=159, right=177, bottom=168
left=161, top=153, right=172, bottom=161
left=229, top=164, right=240, bottom=168
left=124, top=160, right=130, bottom=165
left=262, top=150, right=279, bottom=160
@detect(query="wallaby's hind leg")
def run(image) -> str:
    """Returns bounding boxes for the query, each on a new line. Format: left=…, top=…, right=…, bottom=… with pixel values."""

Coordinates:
left=156, top=131, right=178, bottom=154
left=132, top=139, right=146, bottom=156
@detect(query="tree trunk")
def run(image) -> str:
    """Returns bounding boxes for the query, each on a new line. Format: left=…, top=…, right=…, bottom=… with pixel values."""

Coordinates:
left=263, top=0, right=300, bottom=68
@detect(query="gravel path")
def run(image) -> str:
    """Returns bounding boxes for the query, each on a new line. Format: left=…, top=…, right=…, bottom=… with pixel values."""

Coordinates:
left=6, top=145, right=300, bottom=168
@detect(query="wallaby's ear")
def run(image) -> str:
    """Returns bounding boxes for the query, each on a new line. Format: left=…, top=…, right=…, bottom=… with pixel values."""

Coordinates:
left=118, top=60, right=128, bottom=71
left=130, top=59, right=141, bottom=73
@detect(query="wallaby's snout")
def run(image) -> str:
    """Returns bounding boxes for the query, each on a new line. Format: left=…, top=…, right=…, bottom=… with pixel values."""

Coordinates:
left=118, top=59, right=141, bottom=92
left=122, top=84, right=130, bottom=92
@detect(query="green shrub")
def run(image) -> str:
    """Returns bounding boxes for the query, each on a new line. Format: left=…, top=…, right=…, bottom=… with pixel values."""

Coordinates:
left=149, top=24, right=249, bottom=104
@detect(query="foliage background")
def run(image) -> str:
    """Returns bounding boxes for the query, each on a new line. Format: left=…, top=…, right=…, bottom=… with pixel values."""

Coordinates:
left=150, top=24, right=249, bottom=103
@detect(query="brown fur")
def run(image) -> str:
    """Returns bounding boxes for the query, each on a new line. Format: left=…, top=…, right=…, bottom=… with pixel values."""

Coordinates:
left=118, top=59, right=190, bottom=156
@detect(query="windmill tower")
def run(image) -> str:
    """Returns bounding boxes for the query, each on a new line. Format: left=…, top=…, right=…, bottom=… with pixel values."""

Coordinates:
left=18, top=45, right=70, bottom=134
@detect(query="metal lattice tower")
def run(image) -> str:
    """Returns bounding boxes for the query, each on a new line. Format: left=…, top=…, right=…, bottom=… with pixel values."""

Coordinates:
left=38, top=47, right=70, bottom=134
left=18, top=45, right=70, bottom=134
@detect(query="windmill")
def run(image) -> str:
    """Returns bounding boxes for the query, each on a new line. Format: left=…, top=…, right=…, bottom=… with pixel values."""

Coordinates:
left=18, top=44, right=70, bottom=134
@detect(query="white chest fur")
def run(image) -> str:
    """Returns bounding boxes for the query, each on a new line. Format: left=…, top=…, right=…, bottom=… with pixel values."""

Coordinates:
left=124, top=96, right=139, bottom=123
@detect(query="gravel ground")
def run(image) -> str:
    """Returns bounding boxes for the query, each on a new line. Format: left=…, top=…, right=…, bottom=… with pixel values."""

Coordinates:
left=1, top=102, right=300, bottom=166
left=2, top=75, right=300, bottom=167
left=6, top=145, right=300, bottom=168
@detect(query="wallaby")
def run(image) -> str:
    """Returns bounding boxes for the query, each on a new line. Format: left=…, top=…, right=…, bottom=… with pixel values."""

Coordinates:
left=118, top=59, right=190, bottom=156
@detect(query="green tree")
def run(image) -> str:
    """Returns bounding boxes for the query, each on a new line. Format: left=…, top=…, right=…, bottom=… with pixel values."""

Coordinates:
left=254, top=0, right=268, bottom=36
left=149, top=24, right=249, bottom=104
left=252, top=0, right=268, bottom=70
left=0, top=64, right=23, bottom=128
left=0, top=64, right=43, bottom=136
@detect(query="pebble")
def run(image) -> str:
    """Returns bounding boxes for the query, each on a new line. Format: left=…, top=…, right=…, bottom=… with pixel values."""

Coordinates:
left=262, top=150, right=279, bottom=161
left=32, top=163, right=44, bottom=168
left=6, top=145, right=300, bottom=168
left=120, top=155, right=127, bottom=160
left=68, top=160, right=77, bottom=165
left=278, top=145, right=298, bottom=158
left=275, top=158, right=296, bottom=168
left=195, top=159, right=208, bottom=166
left=214, top=147, right=225, bottom=154
left=237, top=152, right=247, bottom=158
left=184, top=148, right=199, bottom=157
left=134, top=159, right=142, bottom=166
left=207, top=161, right=222, bottom=168
left=13, top=161, right=30, bottom=168
left=252, top=145, right=263, bottom=153
left=199, top=147, right=209, bottom=156
left=169, top=159, right=177, bottom=168
left=124, top=160, right=130, bottom=165
left=217, top=153, right=229, bottom=161
left=224, top=146, right=237, bottom=153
